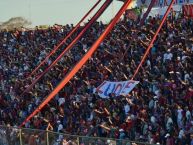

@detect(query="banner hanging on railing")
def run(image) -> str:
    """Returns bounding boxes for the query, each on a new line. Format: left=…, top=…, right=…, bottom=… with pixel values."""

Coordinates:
left=183, top=4, right=193, bottom=18
left=137, top=0, right=193, bottom=7
left=95, top=80, right=139, bottom=98
left=125, top=8, right=140, bottom=21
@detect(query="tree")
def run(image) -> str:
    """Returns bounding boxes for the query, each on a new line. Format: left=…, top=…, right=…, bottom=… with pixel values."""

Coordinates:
left=0, top=17, right=31, bottom=30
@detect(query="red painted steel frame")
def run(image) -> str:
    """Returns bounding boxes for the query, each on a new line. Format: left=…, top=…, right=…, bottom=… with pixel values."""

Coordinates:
left=20, top=0, right=132, bottom=127
left=132, top=0, right=175, bottom=80
left=21, top=0, right=113, bottom=96
left=29, top=0, right=102, bottom=77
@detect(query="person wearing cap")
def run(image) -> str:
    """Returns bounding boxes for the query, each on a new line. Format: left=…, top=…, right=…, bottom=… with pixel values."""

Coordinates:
left=165, top=133, right=175, bottom=145
left=119, top=128, right=126, bottom=139
left=57, top=120, right=63, bottom=133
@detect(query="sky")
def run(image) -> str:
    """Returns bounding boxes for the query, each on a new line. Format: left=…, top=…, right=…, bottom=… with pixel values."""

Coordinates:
left=0, top=0, right=131, bottom=27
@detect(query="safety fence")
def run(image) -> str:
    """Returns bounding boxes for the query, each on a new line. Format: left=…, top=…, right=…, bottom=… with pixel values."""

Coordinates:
left=0, top=125, right=157, bottom=145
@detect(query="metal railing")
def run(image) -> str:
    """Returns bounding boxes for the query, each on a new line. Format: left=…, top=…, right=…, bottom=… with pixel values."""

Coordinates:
left=0, top=125, right=156, bottom=145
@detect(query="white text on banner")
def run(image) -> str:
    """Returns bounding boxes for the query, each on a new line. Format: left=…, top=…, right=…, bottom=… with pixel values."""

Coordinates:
left=95, top=80, right=139, bottom=98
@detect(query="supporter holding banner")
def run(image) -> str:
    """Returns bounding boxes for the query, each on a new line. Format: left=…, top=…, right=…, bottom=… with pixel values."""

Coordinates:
left=95, top=80, right=139, bottom=98
left=137, top=0, right=193, bottom=7
left=125, top=8, right=141, bottom=21
left=183, top=4, right=193, bottom=18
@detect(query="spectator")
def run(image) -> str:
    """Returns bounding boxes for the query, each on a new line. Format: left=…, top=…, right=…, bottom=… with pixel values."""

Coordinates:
left=0, top=11, right=192, bottom=144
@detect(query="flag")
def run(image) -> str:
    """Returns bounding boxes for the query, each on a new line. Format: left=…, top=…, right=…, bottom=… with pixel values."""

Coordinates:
left=125, top=8, right=141, bottom=21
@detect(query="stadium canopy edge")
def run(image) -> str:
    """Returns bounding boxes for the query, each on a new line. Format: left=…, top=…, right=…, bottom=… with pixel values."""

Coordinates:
left=117, top=0, right=126, bottom=1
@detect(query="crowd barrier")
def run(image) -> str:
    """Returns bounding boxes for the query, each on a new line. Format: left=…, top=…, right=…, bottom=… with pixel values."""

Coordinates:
left=0, top=125, right=157, bottom=145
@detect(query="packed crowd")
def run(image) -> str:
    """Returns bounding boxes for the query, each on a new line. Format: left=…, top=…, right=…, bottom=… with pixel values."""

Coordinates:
left=0, top=11, right=193, bottom=145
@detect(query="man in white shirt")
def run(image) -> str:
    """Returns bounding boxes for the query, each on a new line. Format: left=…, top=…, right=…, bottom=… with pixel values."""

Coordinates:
left=177, top=106, right=183, bottom=128
left=58, top=97, right=65, bottom=106
left=163, top=49, right=173, bottom=62
left=166, top=115, right=173, bottom=131
left=185, top=107, right=191, bottom=122
left=178, top=128, right=185, bottom=139
left=124, top=103, right=130, bottom=115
